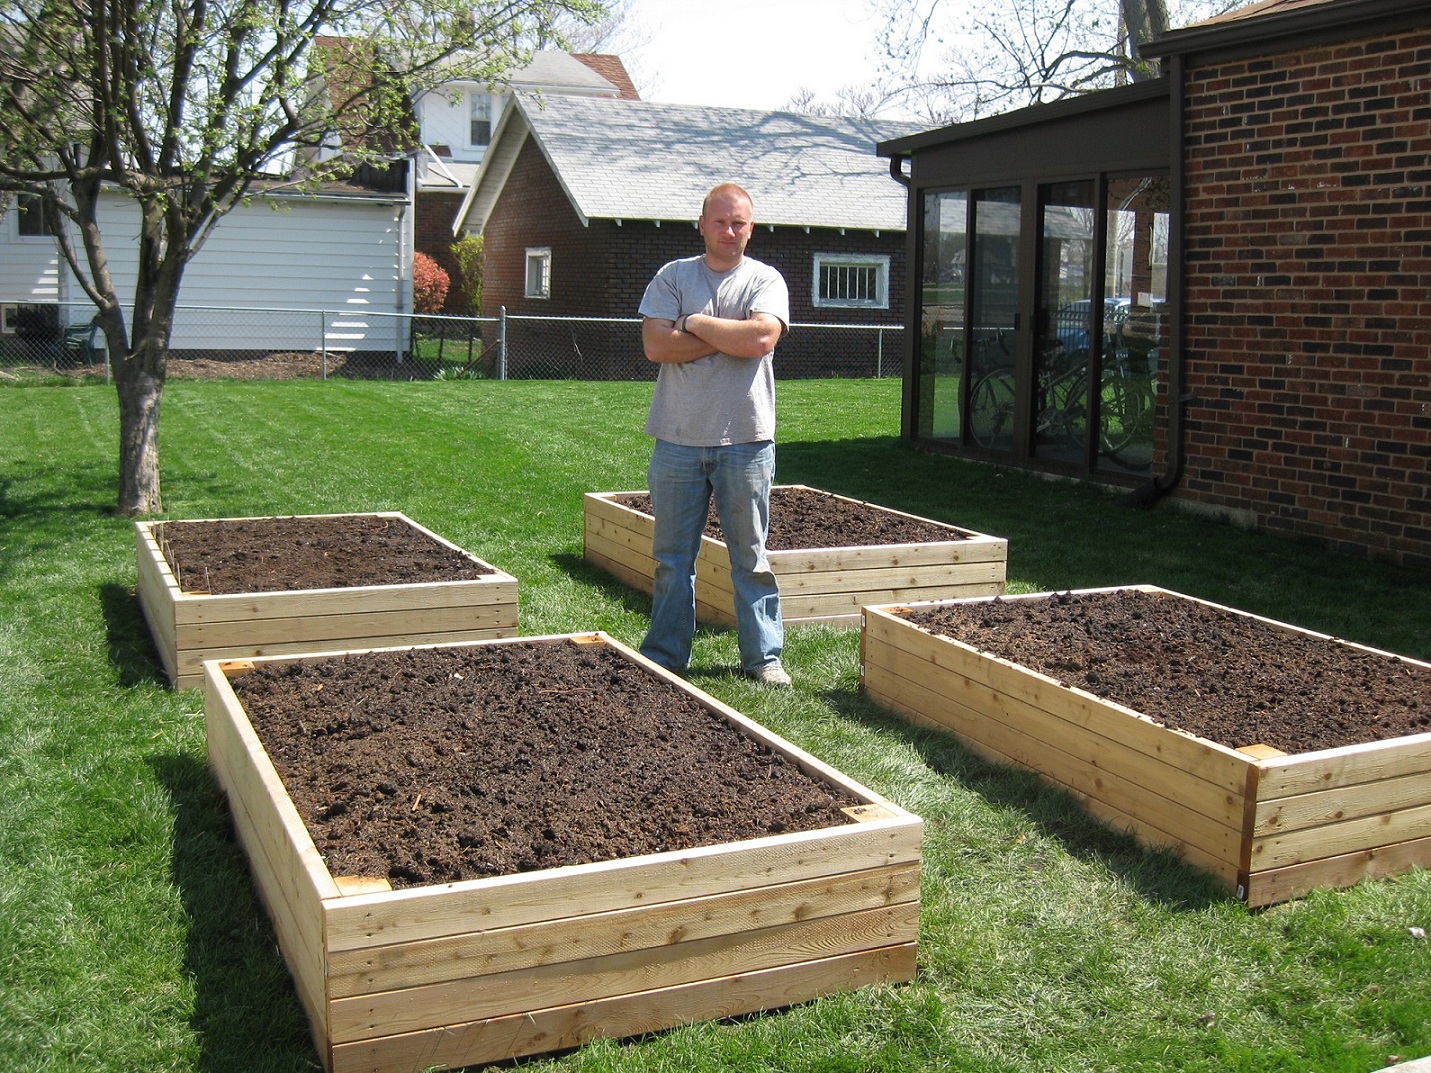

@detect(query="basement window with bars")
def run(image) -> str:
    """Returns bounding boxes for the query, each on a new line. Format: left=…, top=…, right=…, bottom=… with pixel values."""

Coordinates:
left=813, top=253, right=889, bottom=309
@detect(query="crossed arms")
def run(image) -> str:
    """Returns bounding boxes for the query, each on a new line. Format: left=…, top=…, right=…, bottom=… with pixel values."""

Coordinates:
left=643, top=311, right=784, bottom=365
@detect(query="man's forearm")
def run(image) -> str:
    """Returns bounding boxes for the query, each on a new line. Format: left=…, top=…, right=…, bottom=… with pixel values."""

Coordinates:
left=643, top=317, right=719, bottom=363
left=683, top=312, right=782, bottom=359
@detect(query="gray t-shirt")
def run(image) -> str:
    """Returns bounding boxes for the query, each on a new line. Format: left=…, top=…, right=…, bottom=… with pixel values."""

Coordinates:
left=639, top=255, right=790, bottom=446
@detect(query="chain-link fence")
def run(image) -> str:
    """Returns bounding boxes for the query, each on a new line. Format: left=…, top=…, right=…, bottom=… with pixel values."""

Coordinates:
left=0, top=301, right=903, bottom=381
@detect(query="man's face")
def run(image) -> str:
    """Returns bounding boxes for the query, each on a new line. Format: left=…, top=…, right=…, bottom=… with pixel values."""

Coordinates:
left=699, top=193, right=754, bottom=269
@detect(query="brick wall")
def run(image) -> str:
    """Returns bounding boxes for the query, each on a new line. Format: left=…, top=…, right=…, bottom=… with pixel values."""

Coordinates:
left=414, top=191, right=466, bottom=315
left=1180, top=25, right=1431, bottom=565
left=483, top=139, right=908, bottom=378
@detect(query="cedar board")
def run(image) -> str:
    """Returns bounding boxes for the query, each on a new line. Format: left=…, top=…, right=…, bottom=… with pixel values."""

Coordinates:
left=584, top=486, right=1007, bottom=627
left=860, top=584, right=1431, bottom=907
left=204, top=632, right=923, bottom=1072
left=136, top=512, right=518, bottom=690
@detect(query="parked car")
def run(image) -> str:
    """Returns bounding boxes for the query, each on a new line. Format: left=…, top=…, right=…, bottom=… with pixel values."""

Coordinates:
left=1052, top=296, right=1132, bottom=356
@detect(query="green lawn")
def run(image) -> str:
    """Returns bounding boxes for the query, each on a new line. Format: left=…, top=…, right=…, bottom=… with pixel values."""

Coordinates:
left=2, top=377, right=1429, bottom=1073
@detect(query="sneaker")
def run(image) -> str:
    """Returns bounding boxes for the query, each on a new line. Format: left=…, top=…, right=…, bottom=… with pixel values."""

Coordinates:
left=750, top=661, right=792, bottom=687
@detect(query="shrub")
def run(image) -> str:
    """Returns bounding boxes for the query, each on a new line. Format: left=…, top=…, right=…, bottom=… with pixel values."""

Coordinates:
left=451, top=233, right=484, bottom=316
left=413, top=251, right=450, bottom=314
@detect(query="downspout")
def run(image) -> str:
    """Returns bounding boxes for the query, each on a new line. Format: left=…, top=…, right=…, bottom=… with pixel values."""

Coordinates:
left=889, top=152, right=919, bottom=443
left=1120, top=53, right=1194, bottom=508
left=396, top=153, right=414, bottom=366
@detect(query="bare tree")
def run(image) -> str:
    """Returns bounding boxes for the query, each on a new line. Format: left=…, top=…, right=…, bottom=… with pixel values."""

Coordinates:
left=542, top=0, right=654, bottom=94
left=0, top=0, right=602, bottom=515
left=870, top=0, right=1235, bottom=123
left=784, top=84, right=890, bottom=120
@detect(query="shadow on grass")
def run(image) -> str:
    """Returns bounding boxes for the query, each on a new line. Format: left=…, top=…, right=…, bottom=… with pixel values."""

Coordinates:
left=0, top=466, right=123, bottom=584
left=549, top=550, right=656, bottom=619
left=821, top=685, right=1231, bottom=913
left=151, top=752, right=317, bottom=1073
left=100, top=580, right=169, bottom=689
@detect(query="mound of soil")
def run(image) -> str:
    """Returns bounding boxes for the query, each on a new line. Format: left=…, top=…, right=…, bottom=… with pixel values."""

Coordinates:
left=901, top=589, right=1431, bottom=754
left=155, top=514, right=494, bottom=595
left=230, top=640, right=861, bottom=888
left=615, top=486, right=966, bottom=551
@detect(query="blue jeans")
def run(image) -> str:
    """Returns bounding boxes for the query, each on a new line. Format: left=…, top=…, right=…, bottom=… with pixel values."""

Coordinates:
left=639, top=439, right=783, bottom=675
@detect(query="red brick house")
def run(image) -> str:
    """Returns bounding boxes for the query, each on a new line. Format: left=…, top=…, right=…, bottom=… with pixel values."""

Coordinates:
left=879, top=0, right=1429, bottom=566
left=411, top=52, right=638, bottom=314
left=454, top=93, right=926, bottom=378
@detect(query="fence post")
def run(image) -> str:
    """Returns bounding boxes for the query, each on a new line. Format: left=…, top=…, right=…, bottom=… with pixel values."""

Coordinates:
left=320, top=311, right=329, bottom=380
left=498, top=306, right=508, bottom=381
left=877, top=326, right=884, bottom=378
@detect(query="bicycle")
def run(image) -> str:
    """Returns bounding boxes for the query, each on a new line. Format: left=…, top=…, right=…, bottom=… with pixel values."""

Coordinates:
left=968, top=330, right=1154, bottom=461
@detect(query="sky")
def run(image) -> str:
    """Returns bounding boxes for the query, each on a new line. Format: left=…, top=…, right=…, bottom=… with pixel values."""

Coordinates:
left=618, top=0, right=904, bottom=115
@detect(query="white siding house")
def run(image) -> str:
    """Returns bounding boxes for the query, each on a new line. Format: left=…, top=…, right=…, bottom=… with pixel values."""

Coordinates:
left=0, top=184, right=412, bottom=354
left=412, top=51, right=625, bottom=197
left=0, top=50, right=633, bottom=352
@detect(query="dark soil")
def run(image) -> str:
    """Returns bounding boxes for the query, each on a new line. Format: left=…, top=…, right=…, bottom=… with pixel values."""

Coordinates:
left=230, top=640, right=861, bottom=888
left=901, top=588, right=1431, bottom=754
left=178, top=515, right=1430, bottom=887
left=155, top=514, right=494, bottom=595
left=615, top=486, right=967, bottom=550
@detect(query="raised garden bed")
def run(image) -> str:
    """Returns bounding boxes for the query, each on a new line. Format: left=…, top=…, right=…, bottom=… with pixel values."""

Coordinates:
left=203, top=633, right=922, bottom=1072
left=136, top=512, right=517, bottom=689
left=860, top=585, right=1431, bottom=907
left=584, top=485, right=1007, bottom=627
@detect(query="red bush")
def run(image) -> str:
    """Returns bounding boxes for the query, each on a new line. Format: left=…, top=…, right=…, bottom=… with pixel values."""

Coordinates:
left=413, top=251, right=450, bottom=314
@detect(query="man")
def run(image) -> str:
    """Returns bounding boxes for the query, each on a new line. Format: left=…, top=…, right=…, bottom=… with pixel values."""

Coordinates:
left=637, top=182, right=791, bottom=686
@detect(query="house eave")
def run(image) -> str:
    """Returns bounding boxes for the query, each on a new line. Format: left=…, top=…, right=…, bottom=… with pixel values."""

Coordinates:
left=877, top=79, right=1169, bottom=158
left=1139, top=0, right=1428, bottom=63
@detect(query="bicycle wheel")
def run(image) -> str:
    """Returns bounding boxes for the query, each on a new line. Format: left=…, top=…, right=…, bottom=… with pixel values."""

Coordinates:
left=1097, top=368, right=1154, bottom=458
left=968, top=368, right=1017, bottom=450
left=1051, top=367, right=1090, bottom=451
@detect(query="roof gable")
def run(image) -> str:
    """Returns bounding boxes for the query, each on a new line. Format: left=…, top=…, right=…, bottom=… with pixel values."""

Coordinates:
left=458, top=95, right=927, bottom=236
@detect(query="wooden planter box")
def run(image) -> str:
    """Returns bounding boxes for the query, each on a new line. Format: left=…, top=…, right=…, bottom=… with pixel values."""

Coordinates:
left=861, top=585, right=1431, bottom=907
left=203, top=633, right=922, bottom=1073
left=136, top=512, right=518, bottom=690
left=584, top=485, right=1007, bottom=627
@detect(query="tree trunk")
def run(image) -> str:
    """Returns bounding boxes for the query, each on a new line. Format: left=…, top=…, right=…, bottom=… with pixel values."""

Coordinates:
left=114, top=354, right=165, bottom=515
left=1121, top=0, right=1171, bottom=58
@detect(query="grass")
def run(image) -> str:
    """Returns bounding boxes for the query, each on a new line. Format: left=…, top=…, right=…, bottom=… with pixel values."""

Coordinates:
left=2, top=376, right=1429, bottom=1073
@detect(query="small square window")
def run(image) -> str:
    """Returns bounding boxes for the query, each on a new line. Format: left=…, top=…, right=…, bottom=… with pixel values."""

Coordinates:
left=16, top=193, right=54, bottom=238
left=525, top=248, right=551, bottom=299
left=813, top=253, right=889, bottom=309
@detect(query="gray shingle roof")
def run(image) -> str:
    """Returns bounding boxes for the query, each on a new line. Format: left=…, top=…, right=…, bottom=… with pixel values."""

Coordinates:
left=463, top=93, right=928, bottom=234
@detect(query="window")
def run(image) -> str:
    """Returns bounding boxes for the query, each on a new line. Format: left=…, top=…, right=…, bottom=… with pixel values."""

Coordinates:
left=812, top=253, right=889, bottom=309
left=16, top=193, right=53, bottom=238
left=524, top=248, right=551, bottom=299
left=469, top=93, right=492, bottom=149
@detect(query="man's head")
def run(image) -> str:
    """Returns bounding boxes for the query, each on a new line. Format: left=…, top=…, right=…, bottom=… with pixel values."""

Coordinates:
left=699, top=183, right=755, bottom=271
